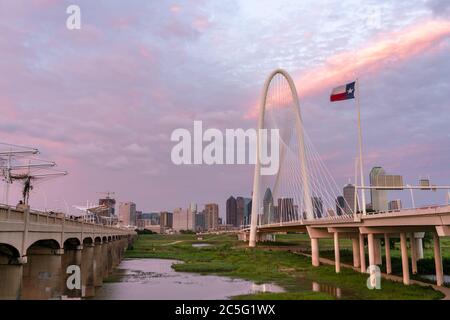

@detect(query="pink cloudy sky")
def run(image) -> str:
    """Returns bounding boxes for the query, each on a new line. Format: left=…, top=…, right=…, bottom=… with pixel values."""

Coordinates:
left=0, top=0, right=449, bottom=216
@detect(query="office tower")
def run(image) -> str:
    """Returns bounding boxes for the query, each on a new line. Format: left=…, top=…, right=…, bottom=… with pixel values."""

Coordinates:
left=195, top=210, right=206, bottom=232
left=236, top=197, right=245, bottom=227
left=336, top=196, right=345, bottom=216
left=160, top=211, right=173, bottom=228
left=370, top=167, right=389, bottom=212
left=204, top=203, right=219, bottom=230
left=311, top=196, right=323, bottom=219
left=343, top=184, right=359, bottom=214
left=226, top=196, right=237, bottom=226
left=262, top=188, right=274, bottom=225
left=243, top=198, right=252, bottom=226
left=172, top=207, right=195, bottom=232
left=190, top=203, right=197, bottom=214
left=119, top=202, right=136, bottom=226
left=389, top=199, right=402, bottom=211
left=277, top=198, right=295, bottom=222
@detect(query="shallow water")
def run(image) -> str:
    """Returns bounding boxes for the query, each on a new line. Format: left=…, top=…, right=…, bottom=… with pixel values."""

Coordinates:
left=93, top=258, right=284, bottom=300
left=419, top=274, right=450, bottom=284
left=192, top=243, right=212, bottom=248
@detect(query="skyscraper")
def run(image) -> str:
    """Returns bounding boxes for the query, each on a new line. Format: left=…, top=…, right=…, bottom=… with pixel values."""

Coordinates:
left=343, top=184, right=358, bottom=214
left=204, top=203, right=219, bottom=230
left=226, top=196, right=237, bottom=226
left=311, top=197, right=323, bottom=219
left=262, top=188, right=274, bottom=225
left=243, top=198, right=252, bottom=226
left=370, top=167, right=388, bottom=212
left=236, top=197, right=245, bottom=227
left=172, top=207, right=195, bottom=232
left=278, top=198, right=295, bottom=222
left=160, top=211, right=173, bottom=229
left=195, top=210, right=206, bottom=232
left=336, top=196, right=345, bottom=216
left=119, top=202, right=136, bottom=226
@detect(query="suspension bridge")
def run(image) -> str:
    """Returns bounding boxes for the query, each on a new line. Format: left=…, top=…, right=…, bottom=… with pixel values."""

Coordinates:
left=245, top=69, right=450, bottom=287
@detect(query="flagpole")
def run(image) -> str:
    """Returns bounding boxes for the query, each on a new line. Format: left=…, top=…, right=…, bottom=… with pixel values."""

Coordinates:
left=356, top=78, right=367, bottom=215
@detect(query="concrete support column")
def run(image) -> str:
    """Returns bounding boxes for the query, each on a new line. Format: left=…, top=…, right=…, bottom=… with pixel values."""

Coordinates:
left=311, top=238, right=320, bottom=267
left=359, top=233, right=366, bottom=273
left=352, top=237, right=360, bottom=268
left=101, top=241, right=109, bottom=277
left=400, top=233, right=410, bottom=285
left=61, top=246, right=82, bottom=298
left=433, top=232, right=444, bottom=287
left=334, top=233, right=340, bottom=273
left=107, top=241, right=114, bottom=271
left=410, top=233, right=418, bottom=275
left=93, top=243, right=103, bottom=287
left=384, top=234, right=392, bottom=274
left=81, top=244, right=95, bottom=297
left=22, top=247, right=64, bottom=299
left=373, top=238, right=382, bottom=265
left=416, top=238, right=424, bottom=260
left=0, top=258, right=23, bottom=300
left=367, top=233, right=375, bottom=267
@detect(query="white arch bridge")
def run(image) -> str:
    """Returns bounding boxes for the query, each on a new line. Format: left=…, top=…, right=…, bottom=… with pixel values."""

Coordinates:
left=0, top=204, right=136, bottom=299
left=246, top=69, right=450, bottom=288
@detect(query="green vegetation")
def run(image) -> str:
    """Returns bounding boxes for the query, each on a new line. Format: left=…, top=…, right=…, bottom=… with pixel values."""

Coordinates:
left=124, top=233, right=445, bottom=300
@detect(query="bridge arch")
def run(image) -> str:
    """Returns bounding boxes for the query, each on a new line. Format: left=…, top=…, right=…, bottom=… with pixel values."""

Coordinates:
left=26, top=239, right=61, bottom=254
left=83, top=237, right=93, bottom=245
left=63, top=237, right=81, bottom=249
left=0, top=243, right=21, bottom=264
left=94, top=236, right=102, bottom=244
left=249, top=69, right=312, bottom=247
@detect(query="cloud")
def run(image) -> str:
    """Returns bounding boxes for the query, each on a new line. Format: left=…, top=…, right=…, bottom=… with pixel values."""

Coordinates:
left=124, top=143, right=151, bottom=156
left=246, top=19, right=450, bottom=118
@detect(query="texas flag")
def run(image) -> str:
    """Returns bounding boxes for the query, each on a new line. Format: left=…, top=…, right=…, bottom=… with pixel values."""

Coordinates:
left=330, top=81, right=356, bottom=102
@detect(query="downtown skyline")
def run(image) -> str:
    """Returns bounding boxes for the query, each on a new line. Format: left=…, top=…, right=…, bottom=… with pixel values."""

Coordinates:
left=1, top=0, right=450, bottom=215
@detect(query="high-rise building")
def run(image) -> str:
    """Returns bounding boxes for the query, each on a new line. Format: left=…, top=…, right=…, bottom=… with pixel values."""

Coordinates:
left=236, top=197, right=245, bottom=227
left=243, top=198, right=252, bottom=226
left=119, top=202, right=136, bottom=226
left=370, top=167, right=388, bottom=212
left=278, top=198, right=296, bottom=222
left=312, top=197, right=323, bottom=218
left=226, top=196, right=237, bottom=226
left=189, top=203, right=197, bottom=214
left=195, top=210, right=206, bottom=232
left=204, top=203, right=219, bottom=230
left=262, top=188, right=274, bottom=225
left=172, top=207, right=195, bottom=232
left=160, top=211, right=173, bottom=229
left=343, top=184, right=358, bottom=214
left=388, top=199, right=402, bottom=211
left=336, top=196, right=345, bottom=216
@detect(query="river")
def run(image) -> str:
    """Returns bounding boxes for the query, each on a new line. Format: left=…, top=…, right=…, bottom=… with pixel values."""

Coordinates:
left=93, top=258, right=285, bottom=300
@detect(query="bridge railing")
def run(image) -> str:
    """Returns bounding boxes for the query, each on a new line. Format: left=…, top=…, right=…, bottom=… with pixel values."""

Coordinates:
left=0, top=203, right=133, bottom=233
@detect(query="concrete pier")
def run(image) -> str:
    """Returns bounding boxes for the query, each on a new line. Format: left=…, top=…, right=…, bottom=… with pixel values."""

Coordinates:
left=400, top=233, right=410, bottom=285
left=311, top=238, right=320, bottom=267
left=93, top=241, right=103, bottom=287
left=22, top=243, right=64, bottom=299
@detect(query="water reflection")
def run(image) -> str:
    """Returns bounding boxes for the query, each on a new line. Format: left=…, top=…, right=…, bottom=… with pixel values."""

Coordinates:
left=312, top=281, right=342, bottom=298
left=192, top=243, right=212, bottom=248
left=94, top=259, right=284, bottom=300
